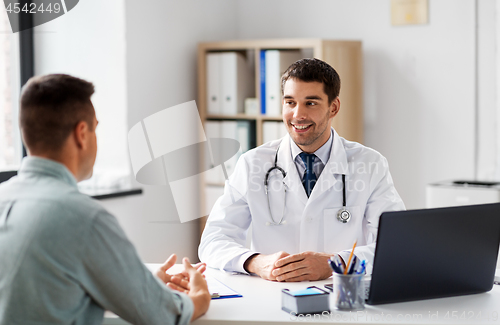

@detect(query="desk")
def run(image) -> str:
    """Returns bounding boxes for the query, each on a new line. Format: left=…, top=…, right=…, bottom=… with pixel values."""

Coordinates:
left=104, top=265, right=500, bottom=325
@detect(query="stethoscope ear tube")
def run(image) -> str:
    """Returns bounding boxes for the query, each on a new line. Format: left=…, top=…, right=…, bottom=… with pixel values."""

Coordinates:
left=265, top=146, right=287, bottom=226
left=264, top=166, right=286, bottom=187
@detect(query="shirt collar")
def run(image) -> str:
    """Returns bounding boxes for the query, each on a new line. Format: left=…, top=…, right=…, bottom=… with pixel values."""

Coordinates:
left=18, top=156, right=78, bottom=188
left=290, top=128, right=333, bottom=165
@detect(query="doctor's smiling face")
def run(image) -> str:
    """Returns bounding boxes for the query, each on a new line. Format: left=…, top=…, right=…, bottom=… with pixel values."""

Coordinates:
left=281, top=58, right=341, bottom=153
left=282, top=78, right=340, bottom=153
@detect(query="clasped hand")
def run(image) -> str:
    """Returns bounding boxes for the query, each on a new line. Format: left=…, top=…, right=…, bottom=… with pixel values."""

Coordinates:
left=245, top=251, right=333, bottom=282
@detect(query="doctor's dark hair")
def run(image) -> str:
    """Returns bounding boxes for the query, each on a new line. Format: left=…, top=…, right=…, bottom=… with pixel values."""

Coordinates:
left=281, top=58, right=341, bottom=104
left=20, top=74, right=95, bottom=154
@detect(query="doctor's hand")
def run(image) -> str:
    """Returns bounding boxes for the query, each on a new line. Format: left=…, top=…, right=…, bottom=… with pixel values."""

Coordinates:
left=271, top=252, right=332, bottom=282
left=244, top=251, right=290, bottom=281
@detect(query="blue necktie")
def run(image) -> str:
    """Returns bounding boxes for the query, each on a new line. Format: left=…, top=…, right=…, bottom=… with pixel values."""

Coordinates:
left=299, top=152, right=317, bottom=197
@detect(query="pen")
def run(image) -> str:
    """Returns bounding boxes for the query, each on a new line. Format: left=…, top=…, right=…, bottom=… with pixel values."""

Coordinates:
left=332, top=255, right=345, bottom=273
left=347, top=256, right=358, bottom=274
left=344, top=240, right=357, bottom=275
left=328, top=258, right=343, bottom=274
left=356, top=260, right=366, bottom=274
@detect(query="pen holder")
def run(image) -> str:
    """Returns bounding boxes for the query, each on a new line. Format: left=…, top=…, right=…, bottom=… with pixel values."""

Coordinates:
left=330, top=272, right=365, bottom=311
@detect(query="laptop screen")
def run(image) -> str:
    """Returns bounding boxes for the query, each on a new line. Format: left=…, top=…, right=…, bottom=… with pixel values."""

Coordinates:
left=367, top=203, right=500, bottom=305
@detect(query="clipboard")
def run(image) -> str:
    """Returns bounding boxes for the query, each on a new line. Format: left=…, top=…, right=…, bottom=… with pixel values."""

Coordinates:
left=206, top=277, right=242, bottom=299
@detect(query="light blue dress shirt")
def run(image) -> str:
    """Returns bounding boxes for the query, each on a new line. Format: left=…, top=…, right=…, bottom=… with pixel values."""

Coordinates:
left=0, top=157, right=193, bottom=325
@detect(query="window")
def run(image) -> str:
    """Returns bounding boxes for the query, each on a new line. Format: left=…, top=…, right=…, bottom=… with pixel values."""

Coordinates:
left=0, top=8, right=22, bottom=175
left=0, top=4, right=132, bottom=195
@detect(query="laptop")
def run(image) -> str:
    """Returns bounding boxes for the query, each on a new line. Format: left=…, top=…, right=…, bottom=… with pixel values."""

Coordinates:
left=366, top=203, right=500, bottom=305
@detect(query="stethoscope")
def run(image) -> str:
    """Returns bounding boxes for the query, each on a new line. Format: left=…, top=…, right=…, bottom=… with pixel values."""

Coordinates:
left=264, top=143, right=351, bottom=226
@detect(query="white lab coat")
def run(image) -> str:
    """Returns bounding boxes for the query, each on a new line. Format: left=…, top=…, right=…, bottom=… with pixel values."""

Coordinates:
left=199, top=128, right=405, bottom=274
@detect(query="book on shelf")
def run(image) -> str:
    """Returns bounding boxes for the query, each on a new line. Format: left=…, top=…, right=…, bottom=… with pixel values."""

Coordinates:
left=206, top=52, right=254, bottom=116
left=244, top=98, right=259, bottom=115
left=264, top=50, right=302, bottom=116
left=206, top=53, right=221, bottom=115
left=260, top=50, right=266, bottom=115
left=204, top=120, right=255, bottom=184
left=204, top=121, right=225, bottom=184
left=221, top=121, right=238, bottom=178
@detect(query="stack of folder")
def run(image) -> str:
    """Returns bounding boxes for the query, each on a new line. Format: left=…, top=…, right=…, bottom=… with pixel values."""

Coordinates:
left=206, top=52, right=254, bottom=115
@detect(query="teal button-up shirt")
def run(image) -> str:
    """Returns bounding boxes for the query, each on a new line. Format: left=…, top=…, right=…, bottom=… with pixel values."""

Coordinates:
left=0, top=157, right=193, bottom=325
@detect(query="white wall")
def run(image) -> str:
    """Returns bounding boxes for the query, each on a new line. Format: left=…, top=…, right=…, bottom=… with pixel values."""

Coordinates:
left=480, top=0, right=500, bottom=184
left=235, top=0, right=488, bottom=209
left=106, top=0, right=238, bottom=262
left=477, top=0, right=498, bottom=180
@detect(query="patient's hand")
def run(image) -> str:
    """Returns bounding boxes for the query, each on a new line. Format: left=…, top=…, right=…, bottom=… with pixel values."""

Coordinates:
left=182, top=258, right=211, bottom=321
left=156, top=254, right=206, bottom=292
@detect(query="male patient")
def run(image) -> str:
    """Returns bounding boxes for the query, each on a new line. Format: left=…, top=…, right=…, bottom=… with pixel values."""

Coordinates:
left=0, top=74, right=210, bottom=324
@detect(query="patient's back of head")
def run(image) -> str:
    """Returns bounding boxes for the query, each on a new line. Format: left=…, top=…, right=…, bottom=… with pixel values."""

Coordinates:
left=20, top=73, right=95, bottom=155
left=1, top=73, right=97, bottom=219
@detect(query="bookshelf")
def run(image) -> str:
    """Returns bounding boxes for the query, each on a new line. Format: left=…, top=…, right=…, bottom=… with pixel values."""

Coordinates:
left=197, top=38, right=363, bottom=236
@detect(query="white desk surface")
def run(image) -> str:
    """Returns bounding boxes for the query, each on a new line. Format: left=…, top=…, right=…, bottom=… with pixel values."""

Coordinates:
left=103, top=264, right=500, bottom=325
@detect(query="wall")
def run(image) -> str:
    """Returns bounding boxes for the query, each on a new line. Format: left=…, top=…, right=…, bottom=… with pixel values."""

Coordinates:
left=109, top=0, right=238, bottom=262
left=477, top=0, right=497, bottom=181
left=235, top=0, right=495, bottom=209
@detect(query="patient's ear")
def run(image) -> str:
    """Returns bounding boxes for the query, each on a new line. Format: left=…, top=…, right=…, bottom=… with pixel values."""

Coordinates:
left=73, top=120, right=89, bottom=149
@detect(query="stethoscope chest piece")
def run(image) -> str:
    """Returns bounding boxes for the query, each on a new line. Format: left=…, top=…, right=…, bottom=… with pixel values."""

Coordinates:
left=337, top=208, right=351, bottom=223
left=336, top=174, right=351, bottom=223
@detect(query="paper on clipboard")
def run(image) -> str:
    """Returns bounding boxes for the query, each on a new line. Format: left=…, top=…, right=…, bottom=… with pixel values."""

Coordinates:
left=206, top=277, right=242, bottom=299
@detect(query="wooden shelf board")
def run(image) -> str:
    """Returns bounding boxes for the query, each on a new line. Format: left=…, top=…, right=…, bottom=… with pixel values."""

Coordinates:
left=205, top=183, right=225, bottom=187
left=199, top=38, right=323, bottom=51
left=261, top=116, right=283, bottom=121
left=206, top=114, right=258, bottom=120
left=205, top=114, right=283, bottom=122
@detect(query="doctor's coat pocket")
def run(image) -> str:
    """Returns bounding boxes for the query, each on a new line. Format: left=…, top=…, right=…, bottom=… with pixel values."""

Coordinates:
left=323, top=206, right=362, bottom=253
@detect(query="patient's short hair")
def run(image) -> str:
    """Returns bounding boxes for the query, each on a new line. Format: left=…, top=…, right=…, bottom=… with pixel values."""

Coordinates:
left=20, top=74, right=95, bottom=153
left=281, top=58, right=341, bottom=104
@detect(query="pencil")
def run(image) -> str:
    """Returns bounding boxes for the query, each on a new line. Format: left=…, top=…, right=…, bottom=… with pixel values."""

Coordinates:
left=344, top=240, right=357, bottom=275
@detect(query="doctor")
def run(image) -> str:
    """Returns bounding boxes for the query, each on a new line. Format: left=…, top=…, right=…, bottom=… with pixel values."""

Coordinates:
left=199, top=58, right=405, bottom=282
